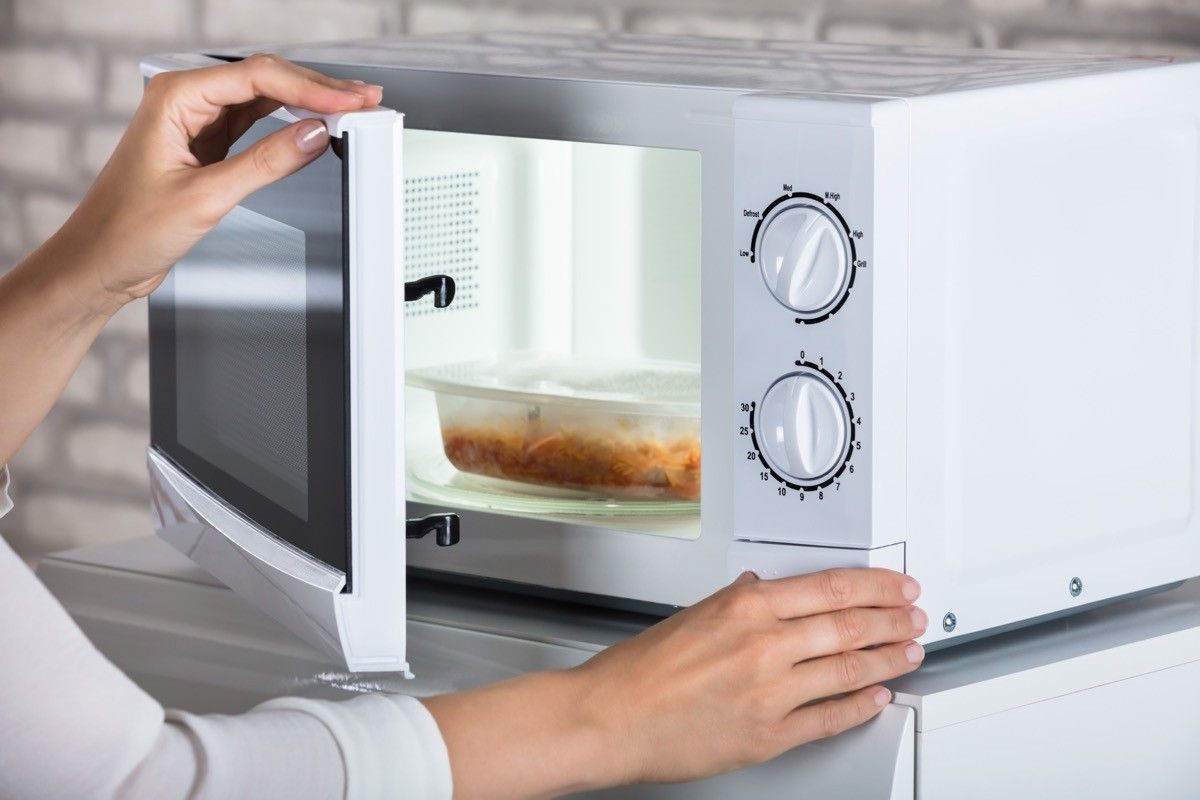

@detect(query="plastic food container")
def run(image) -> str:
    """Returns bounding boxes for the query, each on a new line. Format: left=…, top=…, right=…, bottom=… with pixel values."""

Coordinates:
left=407, top=353, right=701, bottom=502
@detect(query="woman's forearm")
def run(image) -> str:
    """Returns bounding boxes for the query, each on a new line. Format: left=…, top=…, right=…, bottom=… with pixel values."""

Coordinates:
left=422, top=669, right=620, bottom=799
left=0, top=229, right=118, bottom=466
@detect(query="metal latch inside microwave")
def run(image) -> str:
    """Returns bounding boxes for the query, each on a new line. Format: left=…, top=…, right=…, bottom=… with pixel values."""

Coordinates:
left=404, top=273, right=460, bottom=546
left=406, top=513, right=461, bottom=547
left=405, top=274, right=456, bottom=308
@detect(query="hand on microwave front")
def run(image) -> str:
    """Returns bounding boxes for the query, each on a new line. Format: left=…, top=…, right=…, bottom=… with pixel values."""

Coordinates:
left=422, top=568, right=926, bottom=796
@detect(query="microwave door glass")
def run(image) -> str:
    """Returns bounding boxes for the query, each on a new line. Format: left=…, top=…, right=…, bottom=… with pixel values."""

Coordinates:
left=149, top=113, right=350, bottom=574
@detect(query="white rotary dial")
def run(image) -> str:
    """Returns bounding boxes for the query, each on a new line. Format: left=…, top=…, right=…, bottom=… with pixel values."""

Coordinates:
left=757, top=201, right=852, bottom=317
left=758, top=371, right=850, bottom=484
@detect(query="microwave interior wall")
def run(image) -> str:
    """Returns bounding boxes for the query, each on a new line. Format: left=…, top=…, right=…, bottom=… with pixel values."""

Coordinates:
left=403, top=128, right=703, bottom=535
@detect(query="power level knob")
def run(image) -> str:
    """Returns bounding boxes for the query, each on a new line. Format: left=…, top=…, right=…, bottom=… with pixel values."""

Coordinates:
left=757, top=201, right=852, bottom=317
left=758, top=371, right=850, bottom=484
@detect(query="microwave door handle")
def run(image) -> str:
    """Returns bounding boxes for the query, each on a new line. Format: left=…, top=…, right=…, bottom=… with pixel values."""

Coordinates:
left=275, top=104, right=397, bottom=136
left=276, top=105, right=328, bottom=125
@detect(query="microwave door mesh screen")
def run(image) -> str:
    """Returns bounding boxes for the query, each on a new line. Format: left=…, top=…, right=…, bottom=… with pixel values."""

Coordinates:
left=174, top=205, right=310, bottom=520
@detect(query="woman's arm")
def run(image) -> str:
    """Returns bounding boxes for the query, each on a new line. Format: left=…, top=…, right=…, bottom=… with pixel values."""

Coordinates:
left=0, top=237, right=111, bottom=466
left=0, top=504, right=449, bottom=800
left=0, top=55, right=381, bottom=467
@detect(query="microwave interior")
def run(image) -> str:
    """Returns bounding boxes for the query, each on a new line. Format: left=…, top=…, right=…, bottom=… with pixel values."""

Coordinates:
left=402, top=129, right=703, bottom=539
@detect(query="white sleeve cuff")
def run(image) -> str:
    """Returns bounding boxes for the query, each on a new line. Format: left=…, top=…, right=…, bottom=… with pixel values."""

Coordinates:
left=257, top=693, right=453, bottom=800
left=0, top=466, right=12, bottom=520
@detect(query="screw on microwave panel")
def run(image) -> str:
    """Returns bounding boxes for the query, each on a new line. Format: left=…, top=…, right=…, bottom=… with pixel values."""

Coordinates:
left=942, top=612, right=957, bottom=633
left=1069, top=577, right=1083, bottom=597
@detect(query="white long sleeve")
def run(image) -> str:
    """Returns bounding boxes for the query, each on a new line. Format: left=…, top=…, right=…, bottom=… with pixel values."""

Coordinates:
left=0, top=466, right=452, bottom=799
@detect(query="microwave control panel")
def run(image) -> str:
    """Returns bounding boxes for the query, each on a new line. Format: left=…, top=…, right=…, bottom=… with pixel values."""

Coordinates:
left=732, top=110, right=875, bottom=547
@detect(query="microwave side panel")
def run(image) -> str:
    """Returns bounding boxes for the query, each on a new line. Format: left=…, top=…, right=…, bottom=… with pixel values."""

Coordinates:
left=731, top=94, right=908, bottom=551
left=904, top=63, right=1200, bottom=646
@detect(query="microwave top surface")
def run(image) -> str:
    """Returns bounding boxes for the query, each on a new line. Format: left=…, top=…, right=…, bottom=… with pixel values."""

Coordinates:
left=211, top=31, right=1179, bottom=98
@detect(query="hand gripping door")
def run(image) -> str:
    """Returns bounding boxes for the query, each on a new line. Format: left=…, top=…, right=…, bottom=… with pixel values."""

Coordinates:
left=142, top=54, right=457, bottom=674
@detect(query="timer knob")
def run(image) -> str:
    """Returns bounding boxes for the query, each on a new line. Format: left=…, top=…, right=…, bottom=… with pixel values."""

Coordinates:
left=757, top=201, right=852, bottom=317
left=758, top=371, right=850, bottom=484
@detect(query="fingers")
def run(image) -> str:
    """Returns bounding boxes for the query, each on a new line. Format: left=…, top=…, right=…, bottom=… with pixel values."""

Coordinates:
left=199, top=118, right=329, bottom=213
left=779, top=685, right=892, bottom=748
left=148, top=53, right=381, bottom=137
left=784, top=605, right=927, bottom=661
left=791, top=641, right=923, bottom=708
left=757, top=568, right=920, bottom=620
left=205, top=53, right=379, bottom=110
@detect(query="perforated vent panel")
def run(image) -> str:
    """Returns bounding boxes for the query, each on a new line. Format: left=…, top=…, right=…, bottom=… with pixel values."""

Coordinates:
left=405, top=171, right=480, bottom=315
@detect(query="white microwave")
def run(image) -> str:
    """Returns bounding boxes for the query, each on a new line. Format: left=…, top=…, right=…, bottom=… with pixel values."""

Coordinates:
left=144, top=33, right=1200, bottom=673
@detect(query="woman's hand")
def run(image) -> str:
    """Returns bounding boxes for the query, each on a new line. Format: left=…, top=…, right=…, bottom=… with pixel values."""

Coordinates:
left=59, top=53, right=381, bottom=317
left=0, top=55, right=378, bottom=466
left=578, top=569, right=924, bottom=785
left=423, top=568, right=925, bottom=798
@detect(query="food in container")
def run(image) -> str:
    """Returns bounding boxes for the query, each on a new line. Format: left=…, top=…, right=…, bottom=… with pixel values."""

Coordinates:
left=407, top=354, right=701, bottom=501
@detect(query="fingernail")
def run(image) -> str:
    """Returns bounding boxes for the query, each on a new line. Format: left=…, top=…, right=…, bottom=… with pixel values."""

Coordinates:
left=905, top=642, right=925, bottom=664
left=910, top=606, right=928, bottom=633
left=295, top=119, right=327, bottom=154
left=339, top=88, right=368, bottom=101
left=873, top=687, right=892, bottom=707
left=902, top=578, right=921, bottom=602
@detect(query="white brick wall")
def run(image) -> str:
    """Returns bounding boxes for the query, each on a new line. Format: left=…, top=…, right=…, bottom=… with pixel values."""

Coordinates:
left=202, top=0, right=399, bottom=43
left=1, top=0, right=1198, bottom=562
left=60, top=352, right=106, bottom=406
left=14, top=0, right=193, bottom=40
left=0, top=46, right=96, bottom=104
left=407, top=3, right=606, bottom=34
left=0, top=190, right=22, bottom=256
left=106, top=296, right=149, bottom=336
left=65, top=422, right=153, bottom=486
left=0, top=119, right=75, bottom=183
left=103, top=55, right=149, bottom=114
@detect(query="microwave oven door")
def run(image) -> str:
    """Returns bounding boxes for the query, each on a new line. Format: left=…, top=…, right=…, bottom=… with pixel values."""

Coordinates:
left=142, top=54, right=434, bottom=674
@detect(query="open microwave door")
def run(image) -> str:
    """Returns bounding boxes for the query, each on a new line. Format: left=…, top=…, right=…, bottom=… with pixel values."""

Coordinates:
left=142, top=54, right=447, bottom=674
